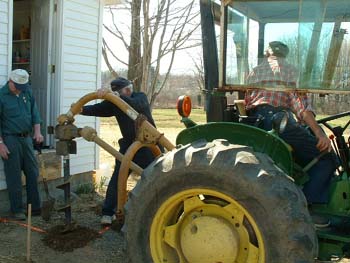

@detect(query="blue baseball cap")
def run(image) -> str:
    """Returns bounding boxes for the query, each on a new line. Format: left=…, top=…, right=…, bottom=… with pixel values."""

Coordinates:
left=10, top=69, right=30, bottom=91
left=110, top=77, right=132, bottom=92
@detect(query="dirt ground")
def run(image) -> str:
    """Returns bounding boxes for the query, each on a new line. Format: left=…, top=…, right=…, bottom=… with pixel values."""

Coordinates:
left=98, top=120, right=182, bottom=169
left=0, top=192, right=128, bottom=263
left=2, top=193, right=350, bottom=263
left=0, top=122, right=180, bottom=263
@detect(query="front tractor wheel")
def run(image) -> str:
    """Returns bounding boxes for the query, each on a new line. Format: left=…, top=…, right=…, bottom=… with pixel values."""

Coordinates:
left=125, top=140, right=317, bottom=263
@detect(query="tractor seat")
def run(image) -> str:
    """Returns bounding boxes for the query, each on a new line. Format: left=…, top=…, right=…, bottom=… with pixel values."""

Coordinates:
left=234, top=100, right=247, bottom=116
left=234, top=100, right=263, bottom=128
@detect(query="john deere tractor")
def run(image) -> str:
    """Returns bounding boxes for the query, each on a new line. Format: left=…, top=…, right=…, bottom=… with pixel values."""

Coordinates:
left=124, top=0, right=350, bottom=262
left=55, top=0, right=350, bottom=262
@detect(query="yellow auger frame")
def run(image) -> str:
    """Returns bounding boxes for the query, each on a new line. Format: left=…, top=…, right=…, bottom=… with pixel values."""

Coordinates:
left=56, top=91, right=175, bottom=221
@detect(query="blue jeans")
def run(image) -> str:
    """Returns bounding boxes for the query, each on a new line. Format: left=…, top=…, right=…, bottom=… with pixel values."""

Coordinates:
left=3, top=135, right=41, bottom=213
left=102, top=143, right=156, bottom=216
left=249, top=105, right=336, bottom=204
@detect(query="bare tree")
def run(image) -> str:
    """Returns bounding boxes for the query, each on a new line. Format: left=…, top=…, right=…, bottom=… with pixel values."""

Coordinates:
left=102, top=4, right=130, bottom=78
left=128, top=0, right=142, bottom=90
left=103, top=0, right=200, bottom=107
left=102, top=38, right=119, bottom=78
left=189, top=49, right=204, bottom=91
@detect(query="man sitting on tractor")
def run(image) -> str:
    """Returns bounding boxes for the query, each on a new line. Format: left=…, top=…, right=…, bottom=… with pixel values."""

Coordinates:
left=245, top=41, right=336, bottom=227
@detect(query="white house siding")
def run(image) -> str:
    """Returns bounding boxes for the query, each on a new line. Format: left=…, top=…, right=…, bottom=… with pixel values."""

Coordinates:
left=0, top=0, right=10, bottom=85
left=60, top=0, right=102, bottom=175
left=0, top=0, right=11, bottom=190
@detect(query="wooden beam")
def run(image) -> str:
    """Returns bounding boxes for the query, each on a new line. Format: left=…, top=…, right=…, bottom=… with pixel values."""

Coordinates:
left=322, top=19, right=346, bottom=89
left=301, top=0, right=327, bottom=86
left=217, top=84, right=350, bottom=95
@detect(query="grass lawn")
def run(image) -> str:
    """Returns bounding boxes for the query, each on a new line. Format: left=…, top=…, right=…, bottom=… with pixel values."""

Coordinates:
left=318, top=114, right=350, bottom=130
left=98, top=108, right=206, bottom=167
left=151, top=109, right=350, bottom=136
left=151, top=108, right=206, bottom=128
left=98, top=108, right=349, bottom=167
left=101, top=108, right=349, bottom=130
left=99, top=108, right=349, bottom=143
left=99, top=109, right=349, bottom=149
left=150, top=109, right=349, bottom=130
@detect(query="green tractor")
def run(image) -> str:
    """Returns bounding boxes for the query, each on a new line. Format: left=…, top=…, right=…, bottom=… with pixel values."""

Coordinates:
left=124, top=0, right=350, bottom=262
left=54, top=0, right=350, bottom=262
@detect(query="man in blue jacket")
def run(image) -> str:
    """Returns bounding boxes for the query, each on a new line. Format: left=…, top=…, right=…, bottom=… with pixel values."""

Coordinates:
left=81, top=77, right=157, bottom=225
left=0, top=69, right=43, bottom=220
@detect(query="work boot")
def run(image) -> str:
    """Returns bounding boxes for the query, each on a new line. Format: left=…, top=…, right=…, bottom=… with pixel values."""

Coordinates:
left=311, top=213, right=330, bottom=228
left=11, top=212, right=26, bottom=221
left=31, top=209, right=42, bottom=217
left=25, top=208, right=42, bottom=217
left=101, top=214, right=116, bottom=225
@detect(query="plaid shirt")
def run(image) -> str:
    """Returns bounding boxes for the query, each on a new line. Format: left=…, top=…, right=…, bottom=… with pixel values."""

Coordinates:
left=245, top=57, right=313, bottom=120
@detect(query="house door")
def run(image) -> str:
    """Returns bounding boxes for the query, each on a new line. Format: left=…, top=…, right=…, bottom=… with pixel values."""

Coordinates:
left=31, top=0, right=53, bottom=146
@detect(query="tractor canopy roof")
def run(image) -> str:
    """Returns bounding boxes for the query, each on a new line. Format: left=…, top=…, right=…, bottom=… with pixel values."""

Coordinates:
left=211, top=0, right=350, bottom=94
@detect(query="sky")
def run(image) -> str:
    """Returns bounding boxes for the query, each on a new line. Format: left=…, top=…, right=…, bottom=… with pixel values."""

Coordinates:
left=102, top=1, right=350, bottom=80
left=101, top=1, right=202, bottom=75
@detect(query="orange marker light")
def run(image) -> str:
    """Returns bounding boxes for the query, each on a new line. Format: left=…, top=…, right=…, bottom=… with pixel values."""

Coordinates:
left=177, top=95, right=192, bottom=117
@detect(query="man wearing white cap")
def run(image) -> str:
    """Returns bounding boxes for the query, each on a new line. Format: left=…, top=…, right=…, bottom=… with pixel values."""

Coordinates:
left=0, top=69, right=43, bottom=220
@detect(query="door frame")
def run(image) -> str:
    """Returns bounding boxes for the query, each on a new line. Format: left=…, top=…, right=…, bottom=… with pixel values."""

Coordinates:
left=32, top=0, right=55, bottom=146
left=7, top=0, right=13, bottom=77
left=50, top=0, right=64, bottom=147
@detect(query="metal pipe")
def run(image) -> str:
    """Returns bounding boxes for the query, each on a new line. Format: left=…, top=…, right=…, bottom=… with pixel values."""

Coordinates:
left=303, top=151, right=328, bottom=172
left=63, top=155, right=71, bottom=224
left=322, top=19, right=346, bottom=89
left=79, top=126, right=143, bottom=175
left=117, top=141, right=161, bottom=214
left=58, top=91, right=175, bottom=151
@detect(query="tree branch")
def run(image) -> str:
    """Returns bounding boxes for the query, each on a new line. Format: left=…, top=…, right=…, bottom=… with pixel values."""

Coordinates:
left=103, top=38, right=128, bottom=67
left=102, top=38, right=118, bottom=78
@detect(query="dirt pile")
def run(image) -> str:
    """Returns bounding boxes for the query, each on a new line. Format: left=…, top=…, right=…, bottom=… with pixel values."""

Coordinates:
left=42, top=225, right=100, bottom=252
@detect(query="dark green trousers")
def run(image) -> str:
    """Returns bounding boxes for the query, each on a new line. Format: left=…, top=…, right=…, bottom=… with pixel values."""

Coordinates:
left=3, top=135, right=41, bottom=213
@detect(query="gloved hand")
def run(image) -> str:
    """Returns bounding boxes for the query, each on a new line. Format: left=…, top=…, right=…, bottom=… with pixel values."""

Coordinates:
left=96, top=88, right=112, bottom=98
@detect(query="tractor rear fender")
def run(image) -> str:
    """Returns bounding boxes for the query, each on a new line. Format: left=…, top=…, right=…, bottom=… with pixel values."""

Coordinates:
left=176, top=122, right=293, bottom=175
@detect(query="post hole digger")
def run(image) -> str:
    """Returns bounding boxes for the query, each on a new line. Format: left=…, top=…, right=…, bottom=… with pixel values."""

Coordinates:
left=33, top=142, right=55, bottom=221
left=55, top=90, right=175, bottom=229
left=57, top=0, right=350, bottom=260
left=55, top=87, right=349, bottom=262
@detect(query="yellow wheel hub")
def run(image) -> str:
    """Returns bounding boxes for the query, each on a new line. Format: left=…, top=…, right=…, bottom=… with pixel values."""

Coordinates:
left=180, top=216, right=239, bottom=262
left=150, top=189, right=265, bottom=263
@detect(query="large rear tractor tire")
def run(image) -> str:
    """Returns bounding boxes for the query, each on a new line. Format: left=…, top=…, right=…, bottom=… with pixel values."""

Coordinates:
left=125, top=139, right=317, bottom=263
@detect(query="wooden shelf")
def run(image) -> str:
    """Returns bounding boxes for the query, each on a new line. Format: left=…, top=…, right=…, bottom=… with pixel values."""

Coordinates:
left=13, top=39, right=31, bottom=43
left=12, top=62, right=30, bottom=65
